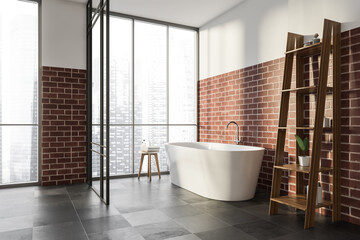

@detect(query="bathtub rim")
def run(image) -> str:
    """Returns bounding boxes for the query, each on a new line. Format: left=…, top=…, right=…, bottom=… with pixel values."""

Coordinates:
left=165, top=142, right=265, bottom=152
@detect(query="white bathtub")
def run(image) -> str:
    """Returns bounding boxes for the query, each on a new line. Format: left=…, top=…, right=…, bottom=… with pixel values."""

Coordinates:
left=165, top=142, right=265, bottom=201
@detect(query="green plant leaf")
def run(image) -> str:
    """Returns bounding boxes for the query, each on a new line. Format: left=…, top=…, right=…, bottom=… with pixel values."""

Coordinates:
left=295, top=135, right=306, bottom=151
left=303, top=137, right=309, bottom=151
left=295, top=135, right=309, bottom=154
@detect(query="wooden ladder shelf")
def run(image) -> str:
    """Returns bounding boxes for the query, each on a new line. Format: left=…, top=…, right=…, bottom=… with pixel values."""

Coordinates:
left=268, top=19, right=341, bottom=229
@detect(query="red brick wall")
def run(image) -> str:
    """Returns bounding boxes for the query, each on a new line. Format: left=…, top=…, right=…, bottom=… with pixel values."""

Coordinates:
left=339, top=27, right=360, bottom=225
left=198, top=26, right=360, bottom=225
left=199, top=59, right=285, bottom=189
left=41, top=66, right=87, bottom=186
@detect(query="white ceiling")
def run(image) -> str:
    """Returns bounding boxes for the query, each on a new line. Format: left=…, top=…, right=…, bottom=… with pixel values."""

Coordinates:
left=64, top=0, right=245, bottom=27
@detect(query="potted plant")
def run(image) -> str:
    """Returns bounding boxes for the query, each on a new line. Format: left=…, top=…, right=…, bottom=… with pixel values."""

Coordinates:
left=295, top=135, right=310, bottom=166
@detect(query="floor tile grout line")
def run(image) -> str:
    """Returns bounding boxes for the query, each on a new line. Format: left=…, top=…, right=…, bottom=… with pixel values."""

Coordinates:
left=66, top=187, right=90, bottom=240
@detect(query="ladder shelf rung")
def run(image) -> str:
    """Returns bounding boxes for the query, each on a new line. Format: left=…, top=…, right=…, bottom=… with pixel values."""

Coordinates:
left=274, top=164, right=333, bottom=173
left=281, top=86, right=333, bottom=94
left=271, top=194, right=332, bottom=211
left=278, top=126, right=332, bottom=132
left=285, top=42, right=324, bottom=57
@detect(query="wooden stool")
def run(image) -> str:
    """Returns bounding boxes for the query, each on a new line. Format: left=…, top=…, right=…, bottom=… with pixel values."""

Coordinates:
left=137, top=152, right=161, bottom=181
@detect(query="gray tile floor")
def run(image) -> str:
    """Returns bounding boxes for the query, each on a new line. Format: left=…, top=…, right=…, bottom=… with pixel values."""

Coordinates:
left=0, top=175, right=359, bottom=240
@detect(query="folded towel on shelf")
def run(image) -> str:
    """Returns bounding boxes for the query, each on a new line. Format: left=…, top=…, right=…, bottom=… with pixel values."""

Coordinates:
left=146, top=146, right=160, bottom=152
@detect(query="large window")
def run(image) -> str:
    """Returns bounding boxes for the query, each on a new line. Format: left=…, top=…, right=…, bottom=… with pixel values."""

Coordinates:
left=92, top=16, right=197, bottom=176
left=0, top=0, right=39, bottom=185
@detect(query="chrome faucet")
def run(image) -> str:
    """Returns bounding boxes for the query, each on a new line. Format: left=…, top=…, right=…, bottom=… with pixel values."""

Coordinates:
left=226, top=121, right=241, bottom=144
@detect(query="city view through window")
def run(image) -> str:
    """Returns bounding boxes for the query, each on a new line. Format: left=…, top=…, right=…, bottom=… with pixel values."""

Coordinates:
left=0, top=0, right=38, bottom=185
left=92, top=17, right=197, bottom=176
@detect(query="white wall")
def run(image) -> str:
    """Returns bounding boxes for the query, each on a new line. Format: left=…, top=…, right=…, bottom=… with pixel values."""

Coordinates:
left=288, top=0, right=360, bottom=35
left=200, top=0, right=288, bottom=79
left=41, top=0, right=360, bottom=73
left=42, top=0, right=86, bottom=69
left=200, top=0, right=360, bottom=79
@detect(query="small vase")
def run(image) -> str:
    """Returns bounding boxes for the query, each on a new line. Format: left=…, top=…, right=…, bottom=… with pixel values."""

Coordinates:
left=306, top=183, right=323, bottom=205
left=298, top=156, right=310, bottom=166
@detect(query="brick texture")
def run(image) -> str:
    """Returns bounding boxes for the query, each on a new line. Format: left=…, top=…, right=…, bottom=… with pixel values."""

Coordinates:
left=198, top=26, right=360, bottom=225
left=41, top=66, right=87, bottom=186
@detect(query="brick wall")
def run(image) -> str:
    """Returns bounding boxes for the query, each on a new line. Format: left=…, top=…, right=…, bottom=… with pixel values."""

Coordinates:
left=199, top=59, right=286, bottom=189
left=41, top=66, right=87, bottom=186
left=198, top=26, right=360, bottom=225
left=339, top=27, right=360, bottom=225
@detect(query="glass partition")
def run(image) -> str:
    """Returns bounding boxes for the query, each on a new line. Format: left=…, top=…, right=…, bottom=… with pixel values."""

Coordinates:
left=87, top=1, right=198, bottom=205
left=87, top=0, right=110, bottom=204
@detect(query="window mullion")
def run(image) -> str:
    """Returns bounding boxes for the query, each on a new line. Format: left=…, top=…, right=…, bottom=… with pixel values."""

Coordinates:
left=131, top=19, right=135, bottom=174
left=166, top=26, right=170, bottom=171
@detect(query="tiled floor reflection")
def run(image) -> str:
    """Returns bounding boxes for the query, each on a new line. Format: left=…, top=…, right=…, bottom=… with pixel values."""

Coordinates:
left=0, top=175, right=359, bottom=240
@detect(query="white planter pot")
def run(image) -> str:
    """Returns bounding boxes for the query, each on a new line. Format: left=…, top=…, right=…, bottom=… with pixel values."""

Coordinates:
left=298, top=156, right=310, bottom=166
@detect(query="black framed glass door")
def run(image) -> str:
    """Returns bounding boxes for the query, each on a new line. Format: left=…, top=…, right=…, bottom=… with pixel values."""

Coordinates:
left=86, top=0, right=110, bottom=205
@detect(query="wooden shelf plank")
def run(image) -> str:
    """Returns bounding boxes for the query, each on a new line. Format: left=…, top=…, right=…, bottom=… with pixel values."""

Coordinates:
left=278, top=126, right=314, bottom=130
left=278, top=126, right=332, bottom=132
left=271, top=194, right=332, bottom=211
left=285, top=42, right=322, bottom=56
left=275, top=164, right=333, bottom=173
left=281, top=86, right=333, bottom=94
